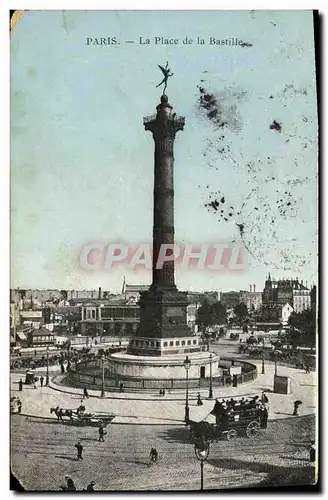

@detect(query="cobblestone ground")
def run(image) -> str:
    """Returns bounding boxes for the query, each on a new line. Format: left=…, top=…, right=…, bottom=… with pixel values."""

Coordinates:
left=11, top=414, right=315, bottom=491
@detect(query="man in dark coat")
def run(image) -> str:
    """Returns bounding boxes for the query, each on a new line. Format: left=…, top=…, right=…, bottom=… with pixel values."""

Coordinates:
left=98, top=425, right=105, bottom=442
left=18, top=379, right=23, bottom=391
left=83, top=387, right=89, bottom=399
left=86, top=481, right=95, bottom=491
left=40, top=375, right=44, bottom=387
left=61, top=476, right=76, bottom=491
left=75, top=441, right=83, bottom=460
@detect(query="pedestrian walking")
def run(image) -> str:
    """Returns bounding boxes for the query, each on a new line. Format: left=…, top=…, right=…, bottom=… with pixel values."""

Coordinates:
left=40, top=375, right=44, bottom=388
left=119, top=382, right=124, bottom=393
left=162, top=388, right=165, bottom=397
left=86, top=481, right=96, bottom=491
left=149, top=447, right=158, bottom=464
left=197, top=393, right=203, bottom=406
left=305, top=365, right=310, bottom=374
left=18, top=379, right=23, bottom=391
left=75, top=441, right=83, bottom=460
left=83, top=387, right=89, bottom=399
left=98, top=425, right=106, bottom=442
left=309, top=441, right=316, bottom=462
left=17, top=399, right=22, bottom=414
left=260, top=405, right=268, bottom=428
left=293, top=400, right=302, bottom=416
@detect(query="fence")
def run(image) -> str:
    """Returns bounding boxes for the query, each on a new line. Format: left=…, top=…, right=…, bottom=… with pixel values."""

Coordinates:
left=68, top=357, right=257, bottom=391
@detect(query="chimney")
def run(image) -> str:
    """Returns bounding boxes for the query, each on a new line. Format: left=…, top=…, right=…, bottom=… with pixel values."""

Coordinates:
left=249, top=285, right=252, bottom=293
left=98, top=287, right=102, bottom=299
left=253, top=285, right=256, bottom=293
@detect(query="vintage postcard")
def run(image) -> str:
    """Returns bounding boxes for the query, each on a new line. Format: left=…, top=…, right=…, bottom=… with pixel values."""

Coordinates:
left=10, top=9, right=318, bottom=492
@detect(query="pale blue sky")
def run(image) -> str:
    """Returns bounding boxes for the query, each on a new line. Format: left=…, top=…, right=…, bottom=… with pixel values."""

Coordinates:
left=11, top=10, right=317, bottom=293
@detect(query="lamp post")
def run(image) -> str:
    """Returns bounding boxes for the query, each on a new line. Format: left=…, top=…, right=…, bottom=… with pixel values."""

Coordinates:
left=45, top=346, right=49, bottom=386
left=100, top=355, right=105, bottom=398
left=261, top=338, right=265, bottom=375
left=194, top=442, right=210, bottom=491
left=183, top=355, right=191, bottom=424
left=208, top=354, right=213, bottom=399
left=67, top=340, right=71, bottom=372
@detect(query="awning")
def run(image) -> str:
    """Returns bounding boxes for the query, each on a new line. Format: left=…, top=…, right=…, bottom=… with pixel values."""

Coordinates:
left=16, top=332, right=27, bottom=340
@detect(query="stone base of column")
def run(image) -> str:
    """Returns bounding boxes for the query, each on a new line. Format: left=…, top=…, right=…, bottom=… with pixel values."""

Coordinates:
left=137, top=287, right=192, bottom=341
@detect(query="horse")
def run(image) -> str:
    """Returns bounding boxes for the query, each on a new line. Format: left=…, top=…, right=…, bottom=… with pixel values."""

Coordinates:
left=189, top=420, right=216, bottom=442
left=50, top=407, right=74, bottom=423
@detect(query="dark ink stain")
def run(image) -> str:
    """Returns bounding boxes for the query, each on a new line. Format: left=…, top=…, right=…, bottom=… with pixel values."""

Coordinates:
left=270, top=120, right=282, bottom=132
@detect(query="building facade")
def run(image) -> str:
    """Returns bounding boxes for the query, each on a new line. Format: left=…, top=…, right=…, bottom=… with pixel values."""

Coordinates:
left=262, top=274, right=311, bottom=319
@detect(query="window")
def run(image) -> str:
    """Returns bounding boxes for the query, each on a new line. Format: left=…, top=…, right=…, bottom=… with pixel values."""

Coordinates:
left=92, top=310, right=96, bottom=319
left=187, top=340, right=191, bottom=345
left=176, top=341, right=180, bottom=346
left=156, top=342, right=160, bottom=347
left=164, top=342, right=168, bottom=347
left=193, top=340, right=197, bottom=345
left=87, top=310, right=91, bottom=319
left=170, top=341, right=174, bottom=347
left=182, top=341, right=186, bottom=346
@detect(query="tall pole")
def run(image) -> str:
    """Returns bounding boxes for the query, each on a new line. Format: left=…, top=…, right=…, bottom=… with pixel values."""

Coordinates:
left=67, top=341, right=71, bottom=372
left=185, top=367, right=189, bottom=423
left=45, top=347, right=49, bottom=386
left=100, top=357, right=105, bottom=398
left=208, top=354, right=213, bottom=399
left=261, top=339, right=265, bottom=374
left=200, top=460, right=204, bottom=491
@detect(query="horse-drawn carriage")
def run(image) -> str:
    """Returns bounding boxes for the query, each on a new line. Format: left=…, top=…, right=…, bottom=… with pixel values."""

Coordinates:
left=70, top=411, right=115, bottom=427
left=189, top=396, right=267, bottom=444
left=25, top=370, right=38, bottom=384
left=50, top=406, right=115, bottom=426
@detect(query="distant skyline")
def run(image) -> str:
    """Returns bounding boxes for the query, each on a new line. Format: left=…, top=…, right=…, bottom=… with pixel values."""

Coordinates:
left=11, top=11, right=317, bottom=293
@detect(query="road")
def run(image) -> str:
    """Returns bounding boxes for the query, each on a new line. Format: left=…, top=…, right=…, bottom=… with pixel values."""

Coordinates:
left=11, top=414, right=315, bottom=491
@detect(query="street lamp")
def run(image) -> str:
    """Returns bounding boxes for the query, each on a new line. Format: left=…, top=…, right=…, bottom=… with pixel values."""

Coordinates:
left=208, top=354, right=213, bottom=399
left=183, top=355, right=191, bottom=424
left=194, top=442, right=210, bottom=491
left=261, top=338, right=265, bottom=375
left=67, top=341, right=71, bottom=372
left=45, top=346, right=49, bottom=386
left=273, top=349, right=279, bottom=376
left=100, top=355, right=105, bottom=398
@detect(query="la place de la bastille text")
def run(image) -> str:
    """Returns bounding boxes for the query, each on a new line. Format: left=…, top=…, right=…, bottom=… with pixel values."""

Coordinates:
left=85, top=37, right=244, bottom=46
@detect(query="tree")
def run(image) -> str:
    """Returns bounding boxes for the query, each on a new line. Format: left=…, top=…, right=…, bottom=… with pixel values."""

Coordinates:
left=233, top=302, right=249, bottom=326
left=211, top=301, right=227, bottom=325
left=196, top=300, right=213, bottom=333
left=288, top=308, right=316, bottom=347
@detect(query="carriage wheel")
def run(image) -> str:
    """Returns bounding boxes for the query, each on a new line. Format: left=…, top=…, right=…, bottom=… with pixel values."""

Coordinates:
left=246, top=421, right=260, bottom=438
left=226, top=429, right=238, bottom=441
